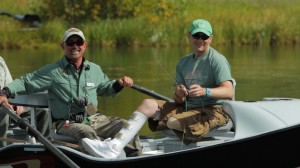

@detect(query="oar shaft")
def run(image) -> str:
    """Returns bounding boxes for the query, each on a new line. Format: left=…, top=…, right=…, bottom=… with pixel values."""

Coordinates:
left=0, top=104, right=80, bottom=168
left=131, top=84, right=174, bottom=103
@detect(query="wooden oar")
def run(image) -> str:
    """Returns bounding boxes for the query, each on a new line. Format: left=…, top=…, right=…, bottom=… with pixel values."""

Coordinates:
left=0, top=104, right=80, bottom=168
left=131, top=84, right=175, bottom=103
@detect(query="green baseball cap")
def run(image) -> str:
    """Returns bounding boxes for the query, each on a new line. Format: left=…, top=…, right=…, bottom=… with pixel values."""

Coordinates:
left=189, top=19, right=212, bottom=36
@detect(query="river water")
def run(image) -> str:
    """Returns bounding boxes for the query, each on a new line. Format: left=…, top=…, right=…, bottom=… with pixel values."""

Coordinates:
left=2, top=45, right=300, bottom=136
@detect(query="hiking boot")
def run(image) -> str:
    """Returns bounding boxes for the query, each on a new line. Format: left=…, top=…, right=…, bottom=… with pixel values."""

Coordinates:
left=81, top=138, right=120, bottom=158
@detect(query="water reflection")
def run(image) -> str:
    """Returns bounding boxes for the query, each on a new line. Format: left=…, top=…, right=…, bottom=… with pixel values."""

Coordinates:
left=2, top=46, right=300, bottom=136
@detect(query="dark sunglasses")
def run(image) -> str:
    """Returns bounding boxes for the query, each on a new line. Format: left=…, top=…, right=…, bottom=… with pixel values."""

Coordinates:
left=65, top=40, right=84, bottom=46
left=192, top=33, right=210, bottom=40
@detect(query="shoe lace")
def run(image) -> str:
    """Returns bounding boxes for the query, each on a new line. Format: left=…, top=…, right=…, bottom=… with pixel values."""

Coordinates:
left=103, top=138, right=120, bottom=154
left=104, top=138, right=112, bottom=142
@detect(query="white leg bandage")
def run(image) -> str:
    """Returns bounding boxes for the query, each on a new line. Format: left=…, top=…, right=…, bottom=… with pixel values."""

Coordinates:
left=110, top=111, right=147, bottom=152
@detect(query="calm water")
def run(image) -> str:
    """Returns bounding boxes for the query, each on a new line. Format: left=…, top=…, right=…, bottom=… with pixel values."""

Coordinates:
left=2, top=45, right=300, bottom=137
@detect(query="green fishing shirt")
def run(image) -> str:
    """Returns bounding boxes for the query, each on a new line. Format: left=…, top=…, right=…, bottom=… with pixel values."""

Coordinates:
left=175, top=47, right=232, bottom=109
left=6, top=56, right=118, bottom=119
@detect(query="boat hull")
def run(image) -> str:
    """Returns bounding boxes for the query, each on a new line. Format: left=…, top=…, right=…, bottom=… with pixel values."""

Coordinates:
left=1, top=123, right=300, bottom=168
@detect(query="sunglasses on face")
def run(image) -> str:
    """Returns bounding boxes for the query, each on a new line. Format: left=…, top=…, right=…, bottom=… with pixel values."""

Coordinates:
left=192, top=33, right=210, bottom=40
left=65, top=40, right=84, bottom=47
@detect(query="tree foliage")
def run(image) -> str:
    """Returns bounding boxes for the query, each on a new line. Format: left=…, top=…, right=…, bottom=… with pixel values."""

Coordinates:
left=33, top=0, right=183, bottom=25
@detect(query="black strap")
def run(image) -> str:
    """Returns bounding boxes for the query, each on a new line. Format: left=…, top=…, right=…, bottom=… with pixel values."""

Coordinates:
left=0, top=87, right=11, bottom=98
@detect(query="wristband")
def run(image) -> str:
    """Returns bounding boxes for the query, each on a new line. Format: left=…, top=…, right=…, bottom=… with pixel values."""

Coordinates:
left=205, top=88, right=211, bottom=97
left=0, top=87, right=10, bottom=98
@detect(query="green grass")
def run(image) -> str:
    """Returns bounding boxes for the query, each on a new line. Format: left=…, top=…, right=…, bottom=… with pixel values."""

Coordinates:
left=0, top=0, right=299, bottom=49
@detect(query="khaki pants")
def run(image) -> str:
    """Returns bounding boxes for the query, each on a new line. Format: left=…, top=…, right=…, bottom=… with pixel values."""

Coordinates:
left=55, top=113, right=141, bottom=157
left=148, top=100, right=229, bottom=145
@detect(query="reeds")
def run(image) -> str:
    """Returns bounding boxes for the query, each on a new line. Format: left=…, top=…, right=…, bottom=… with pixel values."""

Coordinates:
left=0, top=0, right=299, bottom=49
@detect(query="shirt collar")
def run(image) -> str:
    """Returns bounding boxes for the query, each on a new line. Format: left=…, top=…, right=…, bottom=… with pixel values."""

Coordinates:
left=193, top=47, right=210, bottom=60
left=62, top=56, right=90, bottom=70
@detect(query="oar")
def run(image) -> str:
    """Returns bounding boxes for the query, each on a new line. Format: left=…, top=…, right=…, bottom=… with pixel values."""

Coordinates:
left=131, top=84, right=175, bottom=103
left=0, top=104, right=80, bottom=168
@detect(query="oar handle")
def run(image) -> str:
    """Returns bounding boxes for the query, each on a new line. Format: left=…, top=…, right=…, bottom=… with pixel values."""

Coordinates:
left=131, top=84, right=174, bottom=103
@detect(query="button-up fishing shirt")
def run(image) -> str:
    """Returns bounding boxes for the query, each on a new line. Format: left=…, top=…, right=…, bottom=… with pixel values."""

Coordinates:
left=6, top=56, right=118, bottom=119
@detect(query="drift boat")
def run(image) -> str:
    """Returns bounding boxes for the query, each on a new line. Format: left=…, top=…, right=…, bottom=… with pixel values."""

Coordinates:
left=0, top=85, right=300, bottom=168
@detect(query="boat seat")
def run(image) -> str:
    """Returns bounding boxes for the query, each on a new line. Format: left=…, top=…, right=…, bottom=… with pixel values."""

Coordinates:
left=8, top=92, right=50, bottom=144
left=9, top=91, right=77, bottom=143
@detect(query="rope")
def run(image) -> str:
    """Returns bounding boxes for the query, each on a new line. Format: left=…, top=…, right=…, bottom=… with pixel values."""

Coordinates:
left=180, top=100, right=188, bottom=149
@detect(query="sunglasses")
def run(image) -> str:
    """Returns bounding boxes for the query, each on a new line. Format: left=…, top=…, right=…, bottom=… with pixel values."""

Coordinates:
left=65, top=40, right=84, bottom=46
left=192, top=33, right=210, bottom=40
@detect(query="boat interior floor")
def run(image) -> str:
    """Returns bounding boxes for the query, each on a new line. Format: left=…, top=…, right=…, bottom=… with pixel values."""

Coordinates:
left=4, top=125, right=235, bottom=157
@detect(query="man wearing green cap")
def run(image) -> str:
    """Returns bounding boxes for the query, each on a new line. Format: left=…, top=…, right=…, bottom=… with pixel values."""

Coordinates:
left=81, top=19, right=234, bottom=159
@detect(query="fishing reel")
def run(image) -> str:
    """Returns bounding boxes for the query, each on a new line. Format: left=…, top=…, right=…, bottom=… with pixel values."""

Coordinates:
left=71, top=96, right=88, bottom=108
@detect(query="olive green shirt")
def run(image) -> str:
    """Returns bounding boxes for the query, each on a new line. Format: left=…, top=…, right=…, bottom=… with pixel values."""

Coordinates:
left=175, top=47, right=232, bottom=109
left=6, top=56, right=118, bottom=119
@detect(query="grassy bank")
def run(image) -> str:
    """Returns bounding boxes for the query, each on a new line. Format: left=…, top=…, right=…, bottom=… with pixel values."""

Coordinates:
left=0, top=0, right=299, bottom=49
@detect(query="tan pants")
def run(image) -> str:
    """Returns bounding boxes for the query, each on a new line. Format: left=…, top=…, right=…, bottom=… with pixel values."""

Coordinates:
left=55, top=113, right=142, bottom=157
left=148, top=100, right=229, bottom=145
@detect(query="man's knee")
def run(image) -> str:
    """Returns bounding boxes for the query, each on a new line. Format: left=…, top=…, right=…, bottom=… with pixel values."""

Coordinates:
left=76, top=125, right=98, bottom=140
left=166, top=117, right=183, bottom=132
left=136, top=99, right=158, bottom=118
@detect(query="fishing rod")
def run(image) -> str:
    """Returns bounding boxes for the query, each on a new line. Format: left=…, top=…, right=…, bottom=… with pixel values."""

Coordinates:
left=154, top=57, right=191, bottom=112
left=154, top=57, right=190, bottom=142
left=129, top=57, right=183, bottom=103
left=155, top=58, right=189, bottom=92
left=155, top=58, right=180, bottom=85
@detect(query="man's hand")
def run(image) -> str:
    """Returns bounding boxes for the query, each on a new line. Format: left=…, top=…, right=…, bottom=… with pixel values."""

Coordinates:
left=174, top=84, right=188, bottom=98
left=118, top=76, right=133, bottom=87
left=173, top=84, right=189, bottom=104
left=14, top=106, right=25, bottom=115
left=0, top=95, right=14, bottom=111
left=188, top=84, right=205, bottom=97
